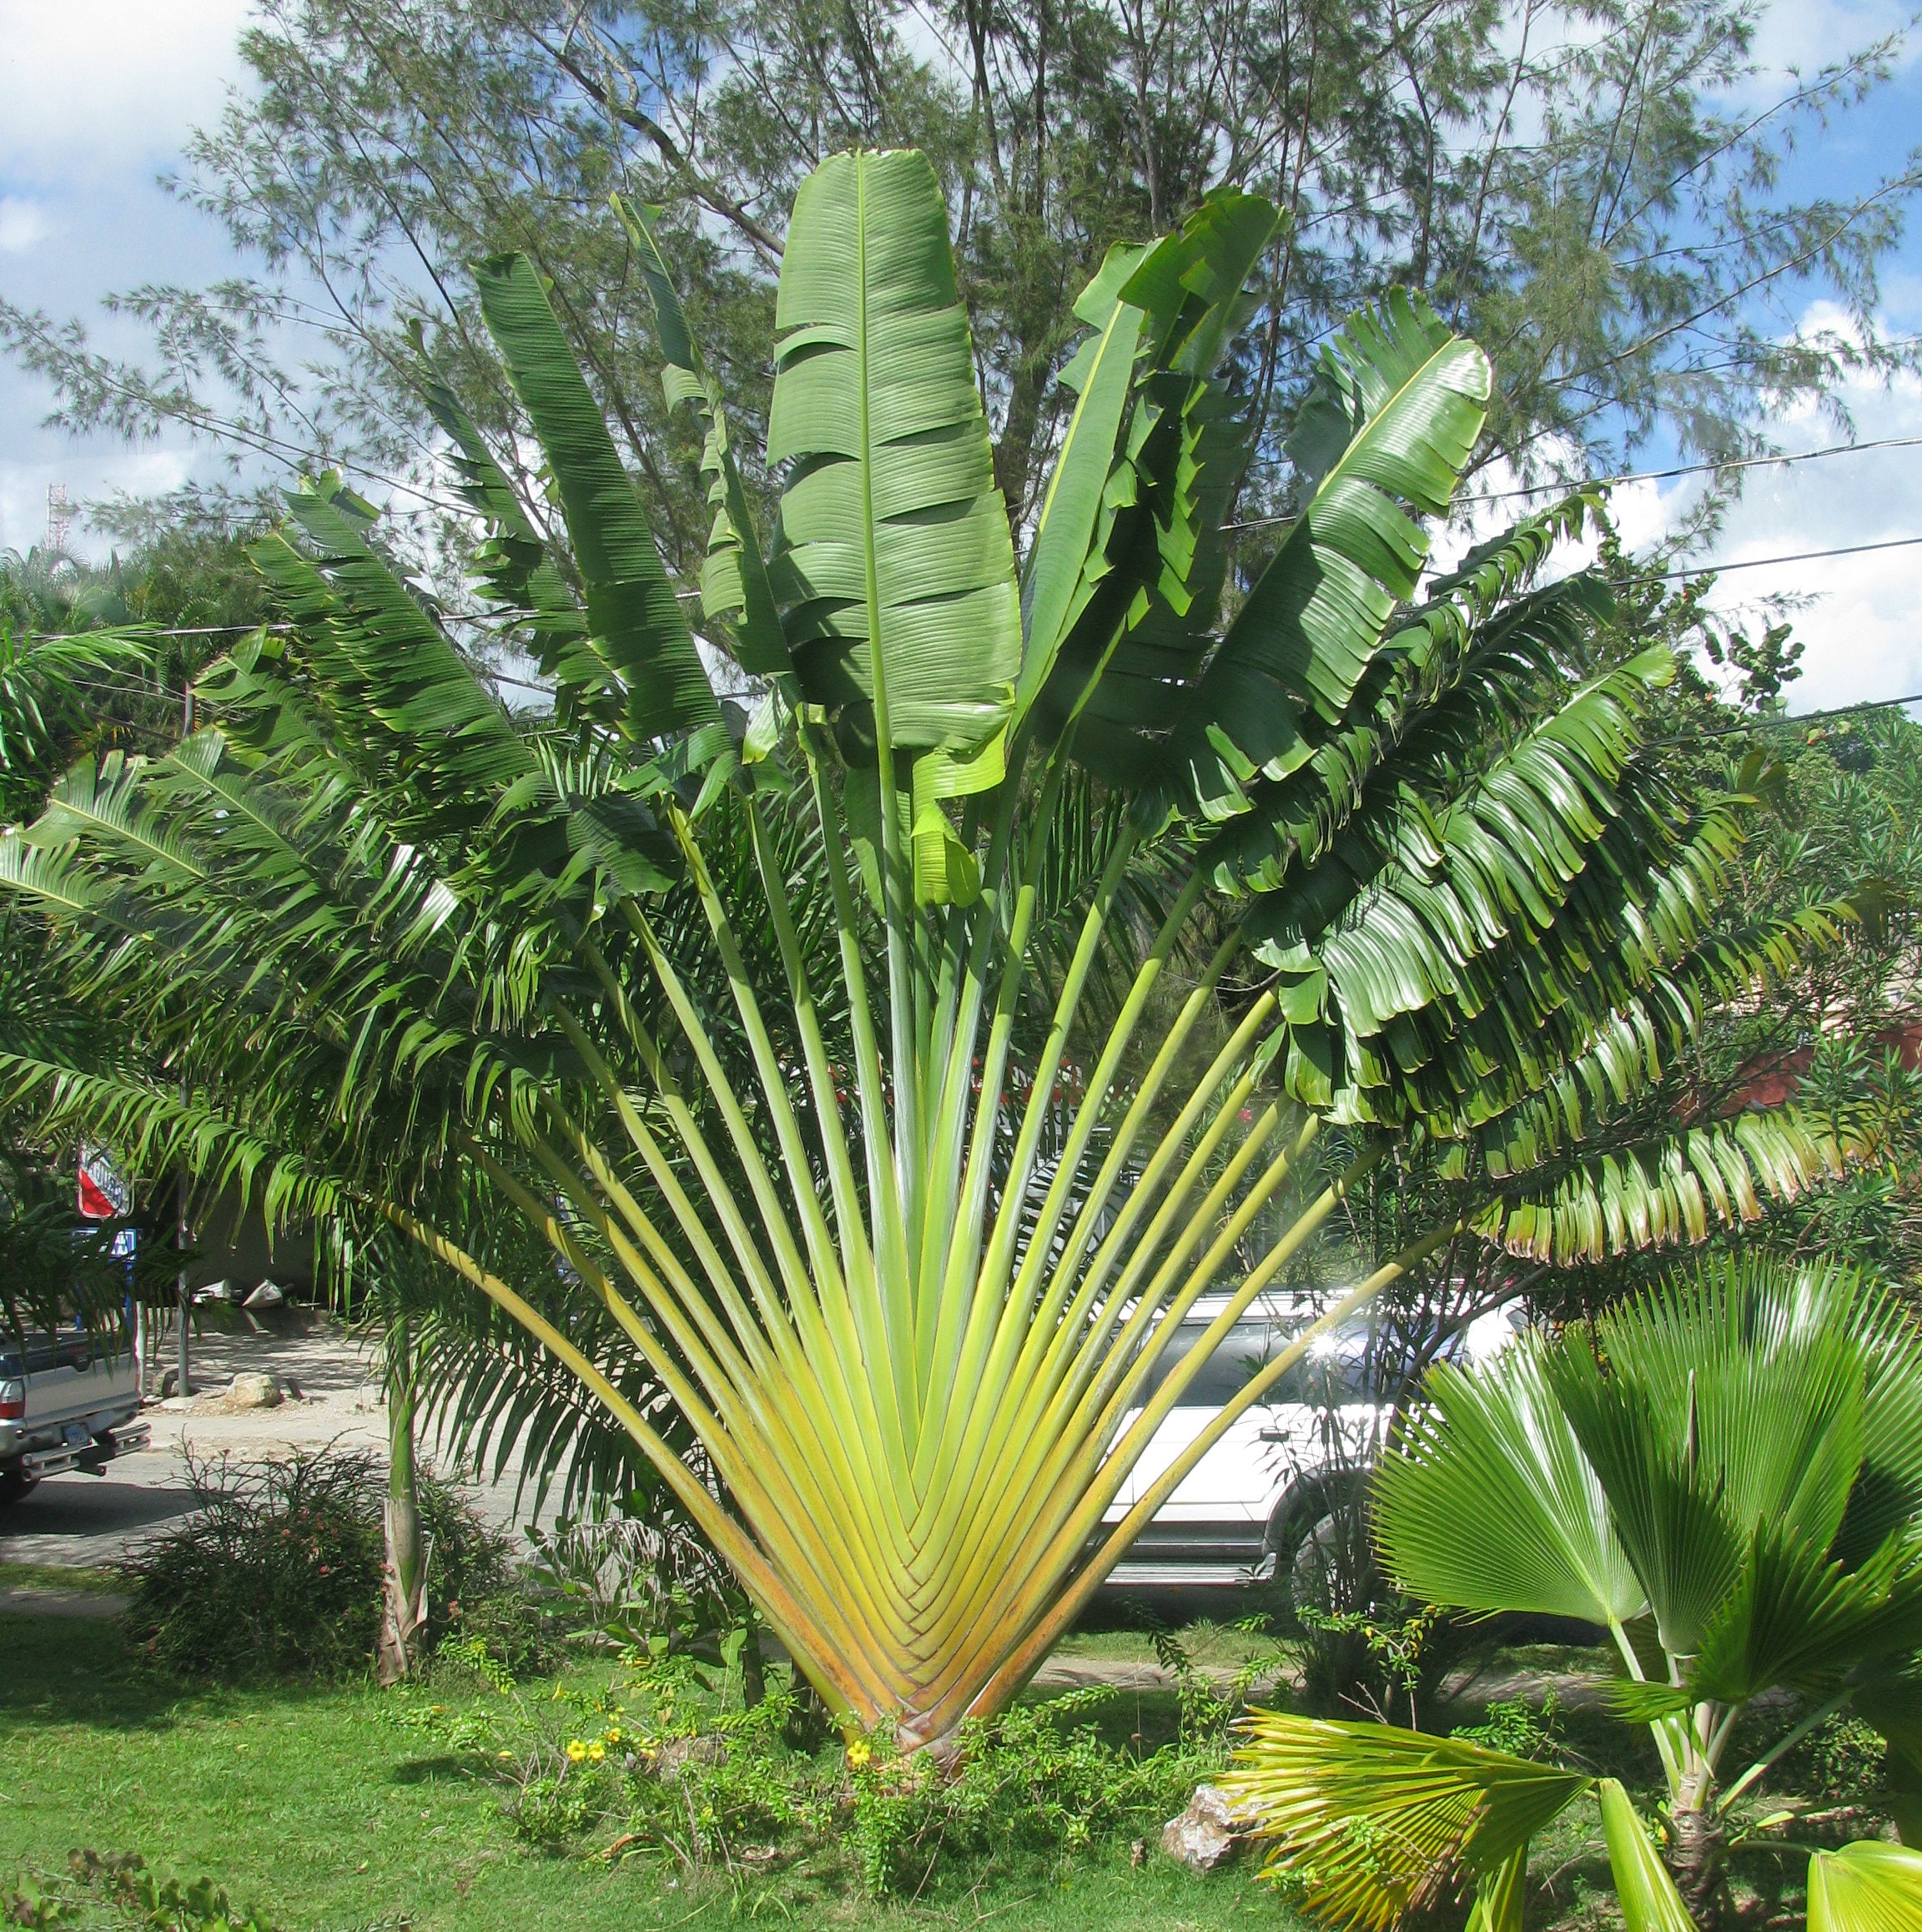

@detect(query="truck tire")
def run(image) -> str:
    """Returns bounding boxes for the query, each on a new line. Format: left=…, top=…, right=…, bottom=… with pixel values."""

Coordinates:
left=0, top=1466, right=38, bottom=1508
left=1265, top=1469, right=1374, bottom=1615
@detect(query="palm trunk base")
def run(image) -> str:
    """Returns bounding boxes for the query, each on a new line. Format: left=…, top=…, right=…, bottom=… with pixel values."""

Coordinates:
left=1665, top=1804, right=1727, bottom=1931
left=376, top=1493, right=427, bottom=1686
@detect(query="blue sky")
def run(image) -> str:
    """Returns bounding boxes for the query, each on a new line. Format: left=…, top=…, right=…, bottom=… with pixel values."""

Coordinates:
left=2, top=0, right=1919, bottom=715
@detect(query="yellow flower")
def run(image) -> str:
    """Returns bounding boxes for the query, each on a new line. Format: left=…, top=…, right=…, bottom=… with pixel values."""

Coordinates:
left=497, top=1749, right=512, bottom=1761
left=587, top=1741, right=606, bottom=1762
left=566, top=1739, right=588, bottom=1763
left=606, top=1727, right=622, bottom=1744
left=846, top=1738, right=872, bottom=1769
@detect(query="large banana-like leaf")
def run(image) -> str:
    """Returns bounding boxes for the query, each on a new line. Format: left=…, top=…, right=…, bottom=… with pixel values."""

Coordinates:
left=619, top=196, right=791, bottom=680
left=1166, top=290, right=1492, bottom=820
left=405, top=324, right=593, bottom=701
left=1222, top=1711, right=1588, bottom=1932
left=1597, top=1779, right=1698, bottom=1932
left=1808, top=1839, right=1922, bottom=1929
left=1374, top=1338, right=1647, bottom=1627
left=249, top=479, right=539, bottom=832
left=766, top=148, right=1020, bottom=757
left=1019, top=190, right=1275, bottom=761
left=472, top=253, right=718, bottom=740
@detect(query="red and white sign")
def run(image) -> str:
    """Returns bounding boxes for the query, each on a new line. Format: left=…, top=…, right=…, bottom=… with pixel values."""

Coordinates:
left=77, top=1145, right=130, bottom=1220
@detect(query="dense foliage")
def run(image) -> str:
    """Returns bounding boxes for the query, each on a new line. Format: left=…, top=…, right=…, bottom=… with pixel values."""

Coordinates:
left=3, top=1, right=1915, bottom=580
left=0, top=152, right=1849, bottom=1747
left=122, top=1450, right=521, bottom=1683
left=1228, top=1252, right=1922, bottom=1930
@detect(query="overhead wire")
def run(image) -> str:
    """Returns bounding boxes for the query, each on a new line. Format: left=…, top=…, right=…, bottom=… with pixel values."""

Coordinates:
left=1223, top=430, right=1922, bottom=533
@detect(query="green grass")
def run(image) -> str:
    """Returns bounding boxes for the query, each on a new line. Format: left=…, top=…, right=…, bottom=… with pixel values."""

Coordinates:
left=0, top=1562, right=123, bottom=1595
left=4, top=1608, right=1873, bottom=1932
left=0, top=1613, right=1282, bottom=1931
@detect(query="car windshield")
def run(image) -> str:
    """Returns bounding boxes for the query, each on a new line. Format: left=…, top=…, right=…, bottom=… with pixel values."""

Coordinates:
left=1140, top=1316, right=1389, bottom=1407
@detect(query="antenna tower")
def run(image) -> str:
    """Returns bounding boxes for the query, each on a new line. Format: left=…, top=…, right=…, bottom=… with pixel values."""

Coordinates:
left=45, top=483, right=72, bottom=554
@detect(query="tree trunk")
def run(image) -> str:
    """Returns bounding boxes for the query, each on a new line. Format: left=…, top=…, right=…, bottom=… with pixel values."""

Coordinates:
left=375, top=1315, right=427, bottom=1686
left=741, top=1624, right=767, bottom=1709
left=1666, top=1801, right=1727, bottom=1931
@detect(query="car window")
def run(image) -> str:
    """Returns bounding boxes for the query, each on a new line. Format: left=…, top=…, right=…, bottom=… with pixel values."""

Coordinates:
left=1140, top=1316, right=1386, bottom=1408
left=0, top=1333, right=92, bottom=1376
left=1145, top=1320, right=1292, bottom=1408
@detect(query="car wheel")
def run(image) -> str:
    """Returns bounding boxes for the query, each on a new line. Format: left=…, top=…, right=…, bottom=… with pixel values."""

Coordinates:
left=1267, top=1474, right=1375, bottom=1617
left=1290, top=1512, right=1381, bottom=1616
left=0, top=1467, right=38, bottom=1508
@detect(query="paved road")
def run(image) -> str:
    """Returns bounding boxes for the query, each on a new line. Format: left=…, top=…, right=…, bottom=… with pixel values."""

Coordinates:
left=1, top=1316, right=528, bottom=1571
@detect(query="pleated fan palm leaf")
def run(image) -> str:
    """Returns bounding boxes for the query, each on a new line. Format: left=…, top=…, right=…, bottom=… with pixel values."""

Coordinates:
left=1259, top=1252, right=1922, bottom=1925
left=0, top=149, right=1847, bottom=1744
left=1227, top=1704, right=1922, bottom=1932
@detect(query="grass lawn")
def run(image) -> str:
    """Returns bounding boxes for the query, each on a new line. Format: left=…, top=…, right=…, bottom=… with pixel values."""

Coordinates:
left=0, top=1610, right=1291, bottom=1931
left=3, top=1593, right=1876, bottom=1932
left=0, top=1562, right=123, bottom=1595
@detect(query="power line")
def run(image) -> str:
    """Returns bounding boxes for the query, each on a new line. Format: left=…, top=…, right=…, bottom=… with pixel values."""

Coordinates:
left=27, top=534, right=1922, bottom=711
left=1224, top=430, right=1922, bottom=534
left=1483, top=431, right=1922, bottom=502
left=1618, top=534, right=1922, bottom=583
left=1658, top=691, right=1922, bottom=744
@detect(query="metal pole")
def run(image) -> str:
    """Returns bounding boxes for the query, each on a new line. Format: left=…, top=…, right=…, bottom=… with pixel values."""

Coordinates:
left=174, top=674, right=194, bottom=1399
left=176, top=1174, right=190, bottom=1398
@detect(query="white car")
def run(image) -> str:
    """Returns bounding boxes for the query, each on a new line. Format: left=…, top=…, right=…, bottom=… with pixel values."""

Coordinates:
left=1100, top=1291, right=1519, bottom=1590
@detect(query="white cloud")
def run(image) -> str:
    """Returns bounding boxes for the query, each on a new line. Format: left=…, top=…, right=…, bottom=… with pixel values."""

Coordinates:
left=0, top=446, right=196, bottom=558
left=1610, top=299, right=1922, bottom=714
left=1746, top=0, right=1919, bottom=88
left=0, top=196, right=48, bottom=253
left=0, top=0, right=254, bottom=186
left=1690, top=373, right=1922, bottom=712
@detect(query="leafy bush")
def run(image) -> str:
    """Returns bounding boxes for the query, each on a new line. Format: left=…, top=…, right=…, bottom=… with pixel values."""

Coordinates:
left=1776, top=1713, right=1890, bottom=1809
left=5, top=1850, right=270, bottom=1931
left=397, top=1643, right=1232, bottom=1896
left=121, top=1448, right=522, bottom=1683
left=845, top=1688, right=1215, bottom=1894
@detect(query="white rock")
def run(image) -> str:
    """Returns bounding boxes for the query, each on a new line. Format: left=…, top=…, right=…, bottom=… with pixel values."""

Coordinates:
left=191, top=1371, right=284, bottom=1413
left=1161, top=1784, right=1257, bottom=1872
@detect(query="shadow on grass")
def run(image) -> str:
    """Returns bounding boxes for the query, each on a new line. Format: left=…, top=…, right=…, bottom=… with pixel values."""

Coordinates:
left=388, top=1753, right=481, bottom=1784
left=0, top=1610, right=356, bottom=1736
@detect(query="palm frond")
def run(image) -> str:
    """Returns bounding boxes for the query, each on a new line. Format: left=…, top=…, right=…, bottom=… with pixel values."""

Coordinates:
left=1222, top=1710, right=1588, bottom=1932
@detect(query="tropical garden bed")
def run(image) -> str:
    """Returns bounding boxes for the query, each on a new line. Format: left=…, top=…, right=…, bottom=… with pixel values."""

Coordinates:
left=1, top=1592, right=1896, bottom=1932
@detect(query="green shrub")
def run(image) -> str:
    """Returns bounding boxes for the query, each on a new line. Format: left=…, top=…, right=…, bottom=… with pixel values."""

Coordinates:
left=398, top=1646, right=1229, bottom=1895
left=846, top=1688, right=1215, bottom=1894
left=121, top=1448, right=523, bottom=1683
left=5, top=1850, right=271, bottom=1931
left=1778, top=1713, right=1889, bottom=1807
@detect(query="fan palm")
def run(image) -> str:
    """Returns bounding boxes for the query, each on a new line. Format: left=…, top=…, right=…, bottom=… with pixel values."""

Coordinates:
left=1225, top=1253, right=1922, bottom=1930
left=0, top=150, right=1844, bottom=1744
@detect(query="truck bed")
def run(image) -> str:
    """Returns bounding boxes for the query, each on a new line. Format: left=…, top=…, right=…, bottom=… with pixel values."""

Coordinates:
left=1, top=1328, right=148, bottom=1483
